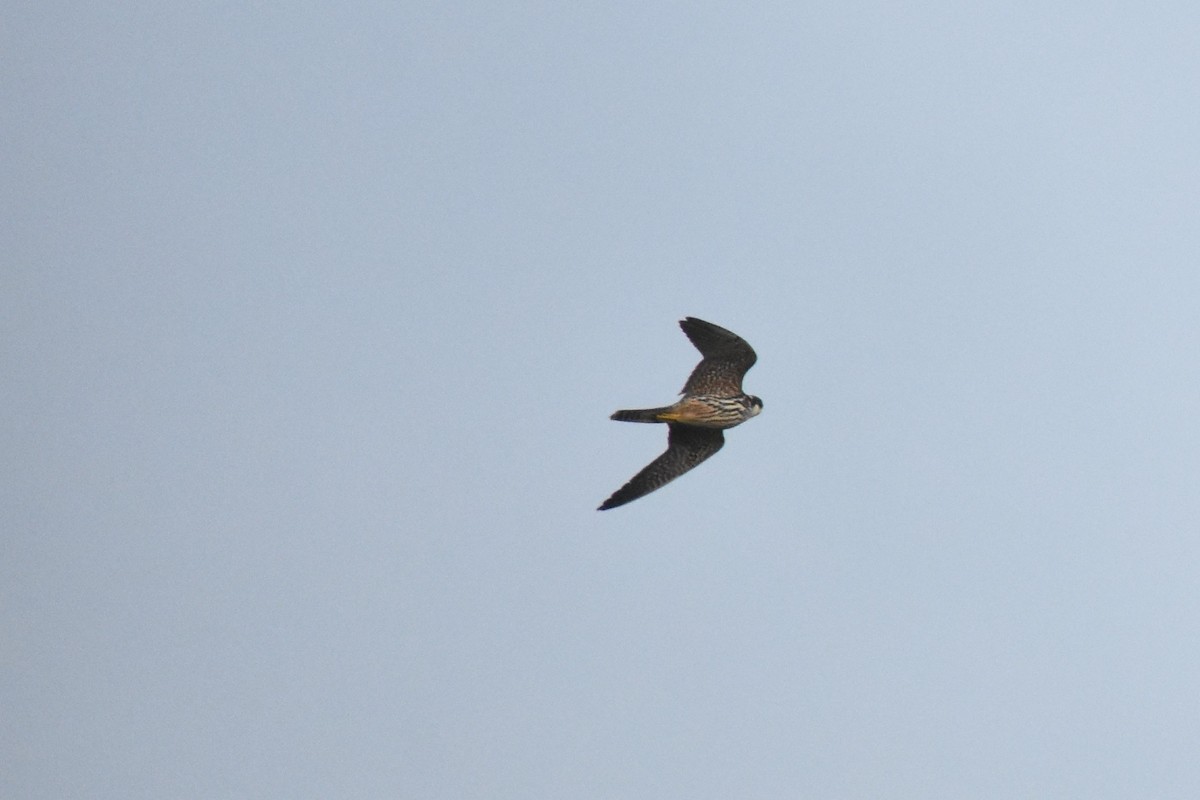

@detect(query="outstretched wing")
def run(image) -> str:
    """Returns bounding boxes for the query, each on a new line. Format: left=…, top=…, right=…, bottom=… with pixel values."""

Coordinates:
left=598, top=424, right=725, bottom=510
left=679, top=317, right=757, bottom=396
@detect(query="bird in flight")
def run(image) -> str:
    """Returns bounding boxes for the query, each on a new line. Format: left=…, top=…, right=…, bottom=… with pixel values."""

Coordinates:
left=598, top=317, right=762, bottom=510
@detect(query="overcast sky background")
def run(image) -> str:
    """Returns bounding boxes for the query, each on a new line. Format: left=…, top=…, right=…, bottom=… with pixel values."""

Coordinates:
left=5, top=3, right=1200, bottom=798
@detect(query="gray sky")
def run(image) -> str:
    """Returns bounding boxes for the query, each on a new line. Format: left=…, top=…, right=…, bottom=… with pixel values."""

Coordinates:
left=5, top=3, right=1200, bottom=798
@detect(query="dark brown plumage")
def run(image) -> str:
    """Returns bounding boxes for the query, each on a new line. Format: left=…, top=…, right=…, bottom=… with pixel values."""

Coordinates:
left=678, top=316, right=758, bottom=396
left=598, top=317, right=762, bottom=510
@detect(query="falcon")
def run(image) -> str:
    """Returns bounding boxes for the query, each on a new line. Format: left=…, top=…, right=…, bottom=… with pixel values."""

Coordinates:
left=598, top=317, right=762, bottom=510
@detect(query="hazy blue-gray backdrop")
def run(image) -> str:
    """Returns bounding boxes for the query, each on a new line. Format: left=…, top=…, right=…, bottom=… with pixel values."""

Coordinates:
left=6, top=3, right=1200, bottom=798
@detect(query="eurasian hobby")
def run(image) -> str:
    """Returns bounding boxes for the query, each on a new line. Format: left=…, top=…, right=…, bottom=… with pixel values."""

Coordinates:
left=598, top=317, right=762, bottom=510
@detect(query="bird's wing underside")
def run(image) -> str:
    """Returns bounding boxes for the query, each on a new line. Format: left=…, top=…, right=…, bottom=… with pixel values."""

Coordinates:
left=679, top=317, right=757, bottom=396
left=598, top=424, right=725, bottom=510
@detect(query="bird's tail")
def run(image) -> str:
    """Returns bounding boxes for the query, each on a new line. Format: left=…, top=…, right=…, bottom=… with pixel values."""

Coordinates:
left=610, top=406, right=671, bottom=423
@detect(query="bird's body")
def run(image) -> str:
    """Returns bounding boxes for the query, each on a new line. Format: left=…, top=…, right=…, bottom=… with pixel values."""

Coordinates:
left=598, top=317, right=762, bottom=510
left=610, top=394, right=760, bottom=429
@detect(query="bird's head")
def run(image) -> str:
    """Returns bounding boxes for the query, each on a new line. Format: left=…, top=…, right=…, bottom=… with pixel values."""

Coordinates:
left=747, top=395, right=763, bottom=417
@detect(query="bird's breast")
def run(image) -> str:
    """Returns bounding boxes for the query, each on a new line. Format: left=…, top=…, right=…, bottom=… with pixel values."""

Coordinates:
left=664, top=396, right=754, bottom=429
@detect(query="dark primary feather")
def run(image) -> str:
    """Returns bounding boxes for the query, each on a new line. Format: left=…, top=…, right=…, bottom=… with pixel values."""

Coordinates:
left=597, top=424, right=725, bottom=510
left=678, top=317, right=757, bottom=396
